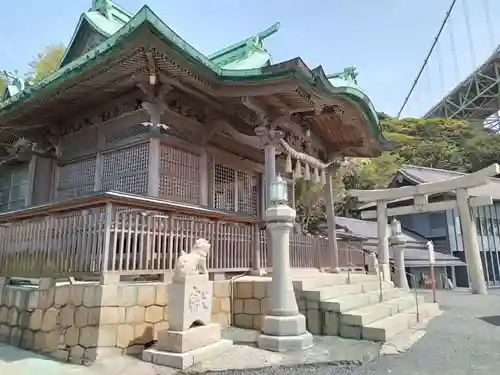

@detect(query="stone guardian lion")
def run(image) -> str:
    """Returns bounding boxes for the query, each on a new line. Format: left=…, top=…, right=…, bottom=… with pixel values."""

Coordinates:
left=172, top=238, right=211, bottom=282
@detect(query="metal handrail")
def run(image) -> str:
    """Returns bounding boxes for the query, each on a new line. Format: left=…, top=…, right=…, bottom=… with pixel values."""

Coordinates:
left=344, top=243, right=420, bottom=323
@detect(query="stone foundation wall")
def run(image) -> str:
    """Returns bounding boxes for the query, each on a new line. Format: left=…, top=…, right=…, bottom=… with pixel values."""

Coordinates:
left=231, top=279, right=338, bottom=336
left=0, top=280, right=231, bottom=364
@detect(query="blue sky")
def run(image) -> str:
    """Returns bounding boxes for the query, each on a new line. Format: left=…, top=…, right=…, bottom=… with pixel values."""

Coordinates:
left=0, top=0, right=498, bottom=117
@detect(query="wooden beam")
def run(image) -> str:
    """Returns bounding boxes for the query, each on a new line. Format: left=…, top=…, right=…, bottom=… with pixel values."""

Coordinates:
left=350, top=163, right=500, bottom=202
left=360, top=195, right=493, bottom=219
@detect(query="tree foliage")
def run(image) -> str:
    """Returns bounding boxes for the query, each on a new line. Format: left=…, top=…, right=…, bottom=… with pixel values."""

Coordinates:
left=27, top=44, right=65, bottom=83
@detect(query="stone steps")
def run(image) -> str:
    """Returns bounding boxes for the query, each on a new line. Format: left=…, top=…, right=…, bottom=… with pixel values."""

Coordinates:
left=361, top=302, right=440, bottom=342
left=297, top=273, right=441, bottom=342
left=294, top=273, right=379, bottom=291
left=301, top=281, right=392, bottom=302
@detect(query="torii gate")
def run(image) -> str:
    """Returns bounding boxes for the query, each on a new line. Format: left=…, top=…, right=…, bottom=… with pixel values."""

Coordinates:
left=349, top=163, right=500, bottom=295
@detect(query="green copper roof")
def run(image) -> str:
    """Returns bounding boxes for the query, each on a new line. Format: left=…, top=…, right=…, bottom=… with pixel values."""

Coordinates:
left=0, top=2, right=384, bottom=150
left=209, top=23, right=279, bottom=70
left=58, top=0, right=133, bottom=67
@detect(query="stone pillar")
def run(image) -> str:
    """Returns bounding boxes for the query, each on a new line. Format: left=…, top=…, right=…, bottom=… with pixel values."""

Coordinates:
left=324, top=169, right=340, bottom=273
left=258, top=203, right=313, bottom=352
left=456, top=188, right=487, bottom=295
left=376, top=200, right=391, bottom=282
left=389, top=219, right=409, bottom=290
left=264, top=144, right=277, bottom=209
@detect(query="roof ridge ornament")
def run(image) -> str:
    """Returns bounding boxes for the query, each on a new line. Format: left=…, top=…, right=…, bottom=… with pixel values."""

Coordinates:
left=327, top=66, right=359, bottom=85
left=92, top=0, right=113, bottom=19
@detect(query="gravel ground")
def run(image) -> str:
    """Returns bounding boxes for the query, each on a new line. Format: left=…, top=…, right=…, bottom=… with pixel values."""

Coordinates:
left=206, top=289, right=500, bottom=375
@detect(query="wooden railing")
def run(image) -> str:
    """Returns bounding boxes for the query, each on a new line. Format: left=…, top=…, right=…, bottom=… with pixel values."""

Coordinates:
left=0, top=191, right=353, bottom=279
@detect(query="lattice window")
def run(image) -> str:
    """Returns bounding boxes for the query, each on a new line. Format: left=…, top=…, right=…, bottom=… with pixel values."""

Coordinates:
left=101, top=143, right=149, bottom=194
left=103, top=123, right=151, bottom=147
left=213, top=164, right=259, bottom=216
left=59, top=127, right=98, bottom=161
left=0, top=164, right=29, bottom=212
left=57, top=157, right=97, bottom=200
left=158, top=144, right=200, bottom=204
left=163, top=124, right=199, bottom=143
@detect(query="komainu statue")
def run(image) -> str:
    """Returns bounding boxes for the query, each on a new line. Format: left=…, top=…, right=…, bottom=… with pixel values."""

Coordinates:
left=172, top=238, right=211, bottom=282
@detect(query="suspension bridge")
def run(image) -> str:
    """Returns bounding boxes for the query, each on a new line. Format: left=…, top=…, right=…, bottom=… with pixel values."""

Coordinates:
left=399, top=0, right=500, bottom=131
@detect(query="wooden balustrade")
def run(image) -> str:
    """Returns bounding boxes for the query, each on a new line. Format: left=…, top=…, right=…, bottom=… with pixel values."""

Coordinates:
left=0, top=191, right=365, bottom=279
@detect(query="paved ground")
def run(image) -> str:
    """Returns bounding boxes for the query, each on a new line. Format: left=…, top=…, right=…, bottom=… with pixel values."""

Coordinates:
left=1, top=289, right=499, bottom=375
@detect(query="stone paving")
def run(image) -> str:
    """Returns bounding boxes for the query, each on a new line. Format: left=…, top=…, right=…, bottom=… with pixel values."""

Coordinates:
left=1, top=289, right=500, bottom=375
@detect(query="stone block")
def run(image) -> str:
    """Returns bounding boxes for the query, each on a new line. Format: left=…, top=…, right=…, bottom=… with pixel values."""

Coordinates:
left=54, top=286, right=70, bottom=306
left=98, top=325, right=118, bottom=347
left=220, top=297, right=231, bottom=313
left=211, top=312, right=229, bottom=327
left=79, top=326, right=99, bottom=347
left=50, top=349, right=69, bottom=362
left=41, top=307, right=59, bottom=332
left=306, top=309, right=321, bottom=335
left=265, top=282, right=273, bottom=297
left=5, top=288, right=15, bottom=307
left=14, top=290, right=28, bottom=309
left=33, top=331, right=45, bottom=351
left=169, top=278, right=212, bottom=331
left=27, top=291, right=39, bottom=310
left=0, top=325, right=10, bottom=342
left=155, top=284, right=169, bottom=306
left=137, top=285, right=156, bottom=307
left=134, top=323, right=154, bottom=344
left=74, top=307, right=90, bottom=327
left=233, top=314, right=253, bottom=329
left=125, top=306, right=145, bottom=323
left=261, top=314, right=307, bottom=337
left=29, top=309, right=43, bottom=330
left=143, top=339, right=233, bottom=370
left=8, top=307, right=18, bottom=326
left=253, top=315, right=262, bottom=330
left=119, top=285, right=138, bottom=307
left=100, top=307, right=120, bottom=325
left=212, top=297, right=221, bottom=314
left=258, top=332, right=313, bottom=353
left=157, top=323, right=221, bottom=353
left=233, top=299, right=243, bottom=314
left=0, top=306, right=8, bottom=323
left=253, top=281, right=267, bottom=299
left=69, top=285, right=84, bottom=306
left=145, top=305, right=164, bottom=324
left=37, top=289, right=55, bottom=309
left=82, top=286, right=100, bottom=307
left=243, top=299, right=260, bottom=315
left=213, top=281, right=230, bottom=298
left=340, top=324, right=362, bottom=340
left=20, top=329, right=34, bottom=349
left=9, top=327, right=21, bottom=346
left=101, top=285, right=119, bottom=306
left=323, top=311, right=339, bottom=335
left=64, top=326, right=79, bottom=346
left=69, top=345, right=85, bottom=364
left=261, top=297, right=271, bottom=314
left=42, top=330, right=60, bottom=353
left=235, top=282, right=252, bottom=299
left=116, top=324, right=134, bottom=348
left=59, top=305, right=75, bottom=327
left=18, top=311, right=31, bottom=329
left=153, top=321, right=169, bottom=339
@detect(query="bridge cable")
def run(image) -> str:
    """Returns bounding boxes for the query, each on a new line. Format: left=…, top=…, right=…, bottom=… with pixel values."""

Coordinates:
left=436, top=40, right=446, bottom=94
left=397, top=0, right=458, bottom=118
left=483, top=0, right=495, bottom=51
left=462, top=0, right=476, bottom=68
left=447, top=14, right=460, bottom=83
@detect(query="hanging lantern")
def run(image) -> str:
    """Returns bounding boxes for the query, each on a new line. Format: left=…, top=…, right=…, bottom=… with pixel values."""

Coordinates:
left=304, top=162, right=311, bottom=180
left=269, top=175, right=288, bottom=206
left=285, top=153, right=293, bottom=173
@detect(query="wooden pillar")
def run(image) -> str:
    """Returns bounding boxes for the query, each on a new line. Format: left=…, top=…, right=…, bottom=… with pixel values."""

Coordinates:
left=456, top=188, right=487, bottom=294
left=148, top=137, right=160, bottom=197
left=377, top=200, right=391, bottom=282
left=325, top=169, right=339, bottom=272
left=199, top=149, right=209, bottom=206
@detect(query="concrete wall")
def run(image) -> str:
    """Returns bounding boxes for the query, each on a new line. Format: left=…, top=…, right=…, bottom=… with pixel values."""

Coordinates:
left=0, top=280, right=231, bottom=364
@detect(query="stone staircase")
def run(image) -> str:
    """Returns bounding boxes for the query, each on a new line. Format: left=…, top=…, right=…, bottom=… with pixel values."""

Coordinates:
left=294, top=272, right=441, bottom=342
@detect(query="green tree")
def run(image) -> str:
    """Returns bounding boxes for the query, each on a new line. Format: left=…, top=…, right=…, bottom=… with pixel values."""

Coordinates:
left=0, top=73, right=6, bottom=97
left=27, top=44, right=65, bottom=83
